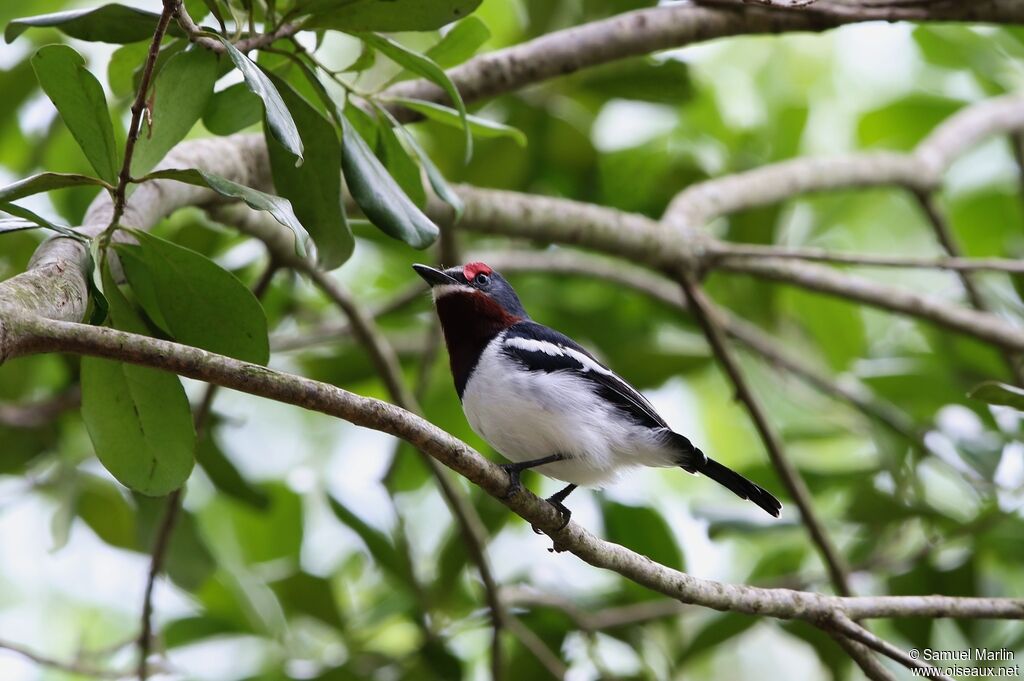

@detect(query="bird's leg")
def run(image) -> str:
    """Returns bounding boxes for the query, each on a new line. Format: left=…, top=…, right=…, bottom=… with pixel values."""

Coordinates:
left=532, top=483, right=577, bottom=535
left=497, top=453, right=566, bottom=499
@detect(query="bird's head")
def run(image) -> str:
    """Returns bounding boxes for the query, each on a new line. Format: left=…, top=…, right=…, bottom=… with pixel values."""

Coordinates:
left=413, top=262, right=529, bottom=329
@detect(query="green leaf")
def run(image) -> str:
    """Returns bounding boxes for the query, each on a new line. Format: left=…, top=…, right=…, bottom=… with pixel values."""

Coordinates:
left=31, top=45, right=119, bottom=184
left=340, top=117, right=439, bottom=249
left=196, top=430, right=269, bottom=509
left=264, top=73, right=353, bottom=269
left=107, top=42, right=150, bottom=98
left=131, top=49, right=219, bottom=177
left=393, top=97, right=526, bottom=146
left=270, top=572, right=345, bottom=629
left=202, top=82, right=263, bottom=135
left=118, top=230, right=270, bottom=364
left=76, top=475, right=136, bottom=549
left=375, top=104, right=463, bottom=217
left=6, top=4, right=184, bottom=44
left=140, top=168, right=310, bottom=257
left=969, top=381, right=1024, bottom=411
left=216, top=36, right=303, bottom=162
left=300, top=0, right=482, bottom=32
left=0, top=173, right=108, bottom=203
left=0, top=218, right=38, bottom=235
left=327, top=495, right=409, bottom=582
left=213, top=483, right=303, bottom=565
left=375, top=109, right=426, bottom=207
left=425, top=16, right=489, bottom=69
left=578, top=57, right=692, bottom=104
left=1, top=203, right=84, bottom=241
left=857, top=94, right=963, bottom=151
left=360, top=34, right=471, bottom=160
left=601, top=500, right=683, bottom=569
left=80, top=266, right=195, bottom=496
left=680, top=613, right=757, bottom=662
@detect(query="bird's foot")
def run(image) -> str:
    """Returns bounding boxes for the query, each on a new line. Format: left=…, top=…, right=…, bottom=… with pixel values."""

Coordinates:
left=531, top=496, right=572, bottom=535
left=497, top=463, right=524, bottom=499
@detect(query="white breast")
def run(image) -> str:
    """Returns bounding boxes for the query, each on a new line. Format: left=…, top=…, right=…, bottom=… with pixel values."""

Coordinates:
left=461, top=332, right=676, bottom=487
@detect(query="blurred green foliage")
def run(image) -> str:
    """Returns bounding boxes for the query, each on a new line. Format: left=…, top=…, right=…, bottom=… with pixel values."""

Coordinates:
left=0, top=1, right=1023, bottom=680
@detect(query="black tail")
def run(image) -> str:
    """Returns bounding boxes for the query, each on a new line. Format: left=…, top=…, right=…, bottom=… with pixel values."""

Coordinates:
left=669, top=432, right=782, bottom=518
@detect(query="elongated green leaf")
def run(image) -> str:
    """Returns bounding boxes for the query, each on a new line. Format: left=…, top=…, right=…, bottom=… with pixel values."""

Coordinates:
left=131, top=49, right=219, bottom=177
left=0, top=218, right=38, bottom=235
left=140, top=168, right=309, bottom=257
left=0, top=173, right=108, bottom=202
left=426, top=16, right=489, bottom=68
left=118, top=230, right=269, bottom=365
left=76, top=475, right=136, bottom=549
left=107, top=42, right=149, bottom=98
left=340, top=117, right=439, bottom=249
left=327, top=495, right=408, bottom=582
left=216, top=36, right=303, bottom=163
left=196, top=431, right=269, bottom=509
left=300, top=0, right=482, bottom=31
left=6, top=4, right=184, bottom=44
left=270, top=572, right=345, bottom=629
left=32, top=45, right=119, bottom=184
left=969, top=381, right=1024, bottom=411
left=265, top=73, right=352, bottom=269
left=375, top=104, right=462, bottom=217
left=360, top=34, right=471, bottom=160
left=81, top=266, right=195, bottom=496
left=375, top=109, right=426, bottom=207
left=202, top=82, right=263, bottom=135
left=394, top=97, right=526, bottom=146
left=1, top=202, right=85, bottom=241
left=602, top=500, right=683, bottom=569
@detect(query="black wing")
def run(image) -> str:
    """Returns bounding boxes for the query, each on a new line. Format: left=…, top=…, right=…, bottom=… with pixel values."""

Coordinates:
left=502, top=322, right=668, bottom=431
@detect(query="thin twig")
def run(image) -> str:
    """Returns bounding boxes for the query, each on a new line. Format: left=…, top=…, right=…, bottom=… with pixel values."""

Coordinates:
left=136, top=261, right=277, bottom=681
left=828, top=631, right=897, bottom=681
left=175, top=3, right=303, bottom=53
left=137, top=488, right=181, bottom=681
left=677, top=271, right=853, bottom=597
left=705, top=243, right=1024, bottom=274
left=0, top=638, right=126, bottom=679
left=830, top=611, right=953, bottom=680
left=110, top=0, right=179, bottom=230
left=911, top=189, right=1023, bottom=384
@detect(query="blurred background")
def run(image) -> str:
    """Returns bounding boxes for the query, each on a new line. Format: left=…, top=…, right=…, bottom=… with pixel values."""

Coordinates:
left=1, top=0, right=1023, bottom=679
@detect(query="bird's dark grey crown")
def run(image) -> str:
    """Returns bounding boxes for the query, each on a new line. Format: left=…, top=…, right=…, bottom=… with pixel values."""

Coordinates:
left=439, top=262, right=529, bottom=319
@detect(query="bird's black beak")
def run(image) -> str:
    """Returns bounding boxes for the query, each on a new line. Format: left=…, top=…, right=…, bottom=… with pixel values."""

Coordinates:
left=412, top=264, right=459, bottom=287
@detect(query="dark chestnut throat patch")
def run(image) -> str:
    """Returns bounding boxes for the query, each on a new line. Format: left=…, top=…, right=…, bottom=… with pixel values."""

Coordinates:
left=436, top=290, right=522, bottom=398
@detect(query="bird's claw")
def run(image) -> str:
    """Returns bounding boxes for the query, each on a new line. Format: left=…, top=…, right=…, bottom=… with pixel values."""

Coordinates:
left=497, top=463, right=523, bottom=499
left=531, top=497, right=572, bottom=535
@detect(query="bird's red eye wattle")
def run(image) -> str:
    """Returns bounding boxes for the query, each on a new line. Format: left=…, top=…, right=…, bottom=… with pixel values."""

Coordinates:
left=463, top=262, right=492, bottom=281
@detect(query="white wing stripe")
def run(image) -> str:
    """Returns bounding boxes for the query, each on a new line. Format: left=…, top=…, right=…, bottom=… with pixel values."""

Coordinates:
left=503, top=336, right=614, bottom=376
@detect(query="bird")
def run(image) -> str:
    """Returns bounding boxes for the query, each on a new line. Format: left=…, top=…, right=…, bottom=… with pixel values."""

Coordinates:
left=412, top=261, right=782, bottom=530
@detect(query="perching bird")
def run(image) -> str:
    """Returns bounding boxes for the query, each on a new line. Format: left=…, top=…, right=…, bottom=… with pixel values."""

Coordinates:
left=413, top=262, right=782, bottom=529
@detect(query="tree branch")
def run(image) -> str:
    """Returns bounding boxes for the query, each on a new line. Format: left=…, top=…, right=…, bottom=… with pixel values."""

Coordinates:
left=664, top=93, right=1024, bottom=230
left=828, top=632, right=897, bottom=681
left=5, top=311, right=1024, bottom=624
left=381, top=5, right=1024, bottom=121
left=705, top=243, right=1024, bottom=274
left=829, top=611, right=952, bottom=680
left=677, top=272, right=853, bottom=596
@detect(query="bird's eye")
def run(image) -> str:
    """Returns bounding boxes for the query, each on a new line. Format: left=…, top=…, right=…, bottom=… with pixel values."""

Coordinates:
left=474, top=272, right=490, bottom=286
